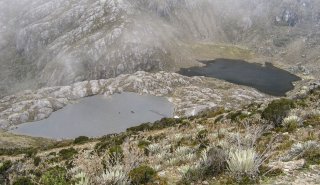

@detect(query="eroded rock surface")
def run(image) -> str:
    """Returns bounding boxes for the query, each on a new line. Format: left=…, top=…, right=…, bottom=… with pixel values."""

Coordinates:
left=0, top=71, right=268, bottom=129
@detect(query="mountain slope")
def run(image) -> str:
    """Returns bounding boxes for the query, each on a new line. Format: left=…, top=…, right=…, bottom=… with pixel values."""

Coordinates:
left=0, top=0, right=320, bottom=96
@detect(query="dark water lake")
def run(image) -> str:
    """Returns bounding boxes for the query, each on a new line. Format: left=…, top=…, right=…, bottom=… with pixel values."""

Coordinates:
left=10, top=93, right=174, bottom=139
left=178, top=59, right=301, bottom=96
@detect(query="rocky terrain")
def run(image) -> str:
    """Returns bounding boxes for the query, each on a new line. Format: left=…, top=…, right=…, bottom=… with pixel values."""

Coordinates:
left=1, top=0, right=320, bottom=96
left=0, top=71, right=268, bottom=130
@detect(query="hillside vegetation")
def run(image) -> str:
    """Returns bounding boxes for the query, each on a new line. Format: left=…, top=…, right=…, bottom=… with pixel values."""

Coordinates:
left=1, top=87, right=319, bottom=184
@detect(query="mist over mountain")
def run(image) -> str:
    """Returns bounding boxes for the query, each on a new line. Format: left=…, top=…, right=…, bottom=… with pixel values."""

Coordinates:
left=0, top=0, right=319, bottom=97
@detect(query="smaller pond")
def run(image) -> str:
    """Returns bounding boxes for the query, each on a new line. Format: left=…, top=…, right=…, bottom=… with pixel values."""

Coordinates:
left=178, top=59, right=301, bottom=96
left=10, top=92, right=174, bottom=139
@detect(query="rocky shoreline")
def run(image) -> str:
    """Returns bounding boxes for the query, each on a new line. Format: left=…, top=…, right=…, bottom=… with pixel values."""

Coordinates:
left=0, top=71, right=269, bottom=130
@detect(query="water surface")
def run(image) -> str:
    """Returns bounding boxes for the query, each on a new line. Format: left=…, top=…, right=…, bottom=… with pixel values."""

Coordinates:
left=178, top=59, right=301, bottom=96
left=10, top=93, right=174, bottom=139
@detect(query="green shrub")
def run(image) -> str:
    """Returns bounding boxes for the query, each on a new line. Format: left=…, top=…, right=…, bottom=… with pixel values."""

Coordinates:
left=0, top=160, right=12, bottom=174
left=127, top=123, right=151, bottom=132
left=108, top=145, right=124, bottom=165
left=138, top=140, right=151, bottom=149
left=59, top=148, right=78, bottom=160
left=0, top=148, right=37, bottom=157
left=152, top=118, right=179, bottom=130
left=95, top=134, right=128, bottom=154
left=129, top=165, right=157, bottom=184
left=197, top=130, right=208, bottom=141
left=261, top=99, right=295, bottom=126
left=41, top=166, right=70, bottom=185
left=74, top=136, right=89, bottom=144
left=127, top=118, right=183, bottom=132
left=227, top=111, right=247, bottom=121
left=33, top=157, right=41, bottom=167
left=25, top=149, right=38, bottom=158
left=197, top=108, right=226, bottom=118
left=13, top=177, right=34, bottom=185
left=138, top=140, right=151, bottom=155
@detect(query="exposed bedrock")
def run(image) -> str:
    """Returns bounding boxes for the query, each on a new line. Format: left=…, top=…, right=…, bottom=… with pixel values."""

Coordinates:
left=0, top=0, right=320, bottom=96
left=0, top=71, right=270, bottom=129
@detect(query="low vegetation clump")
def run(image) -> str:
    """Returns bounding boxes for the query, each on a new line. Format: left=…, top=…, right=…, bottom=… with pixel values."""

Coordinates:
left=129, top=165, right=157, bottom=184
left=127, top=118, right=184, bottom=132
left=59, top=147, right=78, bottom=160
left=196, top=107, right=227, bottom=119
left=108, top=145, right=124, bottom=165
left=33, top=156, right=41, bottom=166
left=302, top=146, right=320, bottom=166
left=0, top=147, right=38, bottom=157
left=0, top=160, right=12, bottom=174
left=40, top=166, right=70, bottom=185
left=137, top=140, right=151, bottom=149
left=94, top=133, right=128, bottom=155
left=74, top=136, right=90, bottom=144
left=13, top=177, right=34, bottom=185
left=227, top=111, right=249, bottom=122
left=196, top=129, right=210, bottom=149
left=261, top=98, right=295, bottom=126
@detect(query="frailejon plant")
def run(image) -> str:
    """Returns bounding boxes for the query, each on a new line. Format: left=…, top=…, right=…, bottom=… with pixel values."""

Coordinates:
left=146, top=143, right=161, bottom=155
left=282, top=115, right=301, bottom=132
left=227, top=148, right=262, bottom=181
left=101, top=164, right=130, bottom=185
left=100, top=154, right=130, bottom=185
left=175, top=146, right=193, bottom=156
left=283, top=140, right=320, bottom=163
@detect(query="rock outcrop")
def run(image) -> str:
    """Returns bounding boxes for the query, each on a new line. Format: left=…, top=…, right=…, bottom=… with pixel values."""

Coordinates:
left=0, top=71, right=268, bottom=129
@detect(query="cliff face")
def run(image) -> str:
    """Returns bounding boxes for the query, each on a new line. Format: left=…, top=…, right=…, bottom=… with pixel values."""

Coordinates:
left=0, top=0, right=319, bottom=96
